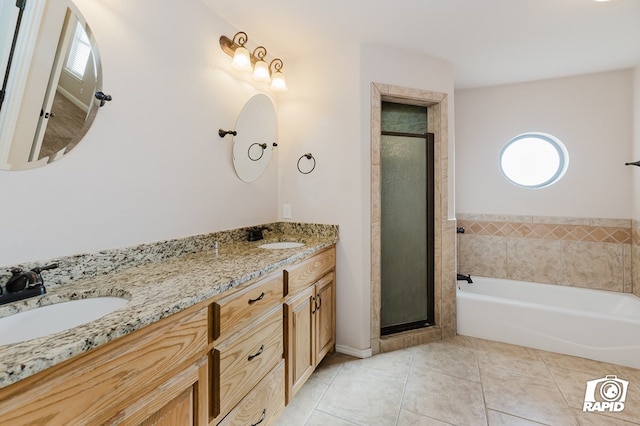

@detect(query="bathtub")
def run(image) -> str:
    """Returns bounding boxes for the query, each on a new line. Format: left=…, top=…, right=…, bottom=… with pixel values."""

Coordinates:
left=456, top=276, right=640, bottom=369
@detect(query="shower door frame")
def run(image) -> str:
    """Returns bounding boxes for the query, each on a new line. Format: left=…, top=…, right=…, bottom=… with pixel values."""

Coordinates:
left=370, top=82, right=456, bottom=355
left=379, top=127, right=435, bottom=336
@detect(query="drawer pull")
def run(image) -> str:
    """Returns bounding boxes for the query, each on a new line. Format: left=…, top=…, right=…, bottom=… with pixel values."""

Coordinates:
left=248, top=344, right=265, bottom=361
left=248, top=292, right=265, bottom=304
left=311, top=296, right=316, bottom=314
left=316, top=295, right=322, bottom=311
left=251, top=408, right=267, bottom=426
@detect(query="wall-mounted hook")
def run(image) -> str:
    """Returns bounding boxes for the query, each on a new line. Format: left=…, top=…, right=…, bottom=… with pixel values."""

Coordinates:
left=297, top=153, right=316, bottom=174
left=219, top=129, right=237, bottom=138
left=625, top=161, right=640, bottom=167
left=94, top=91, right=112, bottom=107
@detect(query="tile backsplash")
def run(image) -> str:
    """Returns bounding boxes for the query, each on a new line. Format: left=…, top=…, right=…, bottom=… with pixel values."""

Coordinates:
left=457, top=213, right=638, bottom=295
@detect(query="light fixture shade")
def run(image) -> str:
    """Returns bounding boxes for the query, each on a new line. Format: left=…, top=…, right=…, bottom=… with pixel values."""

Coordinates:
left=252, top=60, right=271, bottom=82
left=231, top=46, right=251, bottom=71
left=270, top=71, right=288, bottom=91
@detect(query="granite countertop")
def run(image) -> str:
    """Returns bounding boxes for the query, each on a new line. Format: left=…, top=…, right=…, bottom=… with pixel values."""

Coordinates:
left=0, top=228, right=337, bottom=389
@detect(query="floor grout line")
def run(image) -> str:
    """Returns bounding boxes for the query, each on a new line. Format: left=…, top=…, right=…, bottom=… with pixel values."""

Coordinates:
left=393, top=347, right=414, bottom=425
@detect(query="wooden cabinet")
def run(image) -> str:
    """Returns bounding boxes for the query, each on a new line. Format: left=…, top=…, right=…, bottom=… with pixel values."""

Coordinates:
left=0, top=244, right=336, bottom=425
left=210, top=271, right=286, bottom=425
left=0, top=306, right=209, bottom=425
left=284, top=247, right=336, bottom=403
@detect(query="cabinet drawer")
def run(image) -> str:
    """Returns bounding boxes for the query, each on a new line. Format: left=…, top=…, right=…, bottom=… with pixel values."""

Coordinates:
left=211, top=273, right=283, bottom=341
left=218, top=360, right=285, bottom=426
left=284, top=247, right=335, bottom=296
left=212, top=307, right=283, bottom=419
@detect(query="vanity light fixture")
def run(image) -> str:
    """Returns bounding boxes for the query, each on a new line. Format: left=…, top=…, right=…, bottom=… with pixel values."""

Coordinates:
left=219, top=32, right=288, bottom=91
left=269, top=59, right=287, bottom=91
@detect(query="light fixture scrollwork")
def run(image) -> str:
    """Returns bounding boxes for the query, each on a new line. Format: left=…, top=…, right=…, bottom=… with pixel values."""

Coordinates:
left=219, top=32, right=288, bottom=92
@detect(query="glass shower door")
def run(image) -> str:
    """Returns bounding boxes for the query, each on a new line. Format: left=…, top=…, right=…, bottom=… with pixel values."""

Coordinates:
left=380, top=102, right=434, bottom=335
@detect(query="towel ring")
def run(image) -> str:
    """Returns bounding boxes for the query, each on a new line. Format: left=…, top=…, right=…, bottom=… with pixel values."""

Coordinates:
left=248, top=143, right=267, bottom=161
left=297, top=153, right=316, bottom=174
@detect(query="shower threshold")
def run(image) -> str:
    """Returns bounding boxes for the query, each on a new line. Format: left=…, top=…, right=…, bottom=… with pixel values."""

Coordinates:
left=381, top=320, right=434, bottom=336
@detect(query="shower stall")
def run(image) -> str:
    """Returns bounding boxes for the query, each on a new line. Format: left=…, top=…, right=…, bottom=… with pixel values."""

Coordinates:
left=380, top=101, right=435, bottom=335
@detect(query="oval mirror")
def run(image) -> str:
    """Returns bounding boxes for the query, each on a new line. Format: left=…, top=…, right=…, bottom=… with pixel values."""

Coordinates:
left=232, top=94, right=277, bottom=182
left=0, top=0, right=102, bottom=170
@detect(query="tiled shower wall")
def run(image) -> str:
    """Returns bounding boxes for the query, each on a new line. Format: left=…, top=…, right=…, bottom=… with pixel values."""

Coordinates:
left=457, top=214, right=640, bottom=297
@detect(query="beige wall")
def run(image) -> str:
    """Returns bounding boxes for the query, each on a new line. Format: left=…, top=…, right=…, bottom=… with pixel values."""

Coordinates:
left=279, top=44, right=455, bottom=354
left=455, top=69, right=634, bottom=219
left=0, top=0, right=279, bottom=267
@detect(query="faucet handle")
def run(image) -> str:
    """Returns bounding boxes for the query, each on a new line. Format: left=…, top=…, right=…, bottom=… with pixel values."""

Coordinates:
left=31, top=263, right=58, bottom=274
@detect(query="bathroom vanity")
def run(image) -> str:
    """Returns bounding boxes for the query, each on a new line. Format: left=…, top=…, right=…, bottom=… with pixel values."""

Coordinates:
left=0, top=224, right=337, bottom=425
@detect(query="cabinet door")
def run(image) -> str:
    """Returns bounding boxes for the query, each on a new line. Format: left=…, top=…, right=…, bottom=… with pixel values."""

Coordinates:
left=314, top=272, right=335, bottom=365
left=284, top=286, right=315, bottom=402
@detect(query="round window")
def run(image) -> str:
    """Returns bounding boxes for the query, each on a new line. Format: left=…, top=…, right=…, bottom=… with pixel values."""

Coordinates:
left=499, top=133, right=569, bottom=188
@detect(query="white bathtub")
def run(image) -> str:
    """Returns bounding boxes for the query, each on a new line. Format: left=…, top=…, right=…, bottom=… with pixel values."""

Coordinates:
left=456, top=276, right=640, bottom=369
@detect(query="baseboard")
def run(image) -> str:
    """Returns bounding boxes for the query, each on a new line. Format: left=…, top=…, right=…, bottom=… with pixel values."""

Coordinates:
left=335, top=345, right=373, bottom=359
left=57, top=85, right=90, bottom=113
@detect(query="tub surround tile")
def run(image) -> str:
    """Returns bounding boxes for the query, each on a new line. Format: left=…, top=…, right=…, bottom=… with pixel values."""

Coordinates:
left=633, top=245, right=640, bottom=297
left=623, top=244, right=633, bottom=293
left=457, top=213, right=636, bottom=293
left=481, top=214, right=534, bottom=223
left=0, top=223, right=338, bottom=389
left=506, top=238, right=563, bottom=284
left=458, top=220, right=631, bottom=244
left=562, top=241, right=623, bottom=291
left=458, top=235, right=507, bottom=278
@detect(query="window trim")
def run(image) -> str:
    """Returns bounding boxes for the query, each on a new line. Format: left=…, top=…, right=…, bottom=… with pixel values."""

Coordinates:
left=499, top=132, right=569, bottom=189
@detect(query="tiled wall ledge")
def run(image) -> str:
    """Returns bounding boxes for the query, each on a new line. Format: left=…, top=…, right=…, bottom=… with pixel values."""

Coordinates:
left=0, top=222, right=338, bottom=291
left=457, top=213, right=633, bottom=293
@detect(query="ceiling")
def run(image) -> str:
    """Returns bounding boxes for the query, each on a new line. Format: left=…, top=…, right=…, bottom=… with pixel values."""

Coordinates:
left=202, top=0, right=640, bottom=89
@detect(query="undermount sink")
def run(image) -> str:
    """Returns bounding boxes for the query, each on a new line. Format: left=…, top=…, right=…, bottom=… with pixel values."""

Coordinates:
left=0, top=297, right=129, bottom=346
left=258, top=242, right=305, bottom=249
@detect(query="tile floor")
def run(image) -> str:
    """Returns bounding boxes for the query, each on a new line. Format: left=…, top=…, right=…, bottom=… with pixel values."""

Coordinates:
left=275, top=336, right=640, bottom=425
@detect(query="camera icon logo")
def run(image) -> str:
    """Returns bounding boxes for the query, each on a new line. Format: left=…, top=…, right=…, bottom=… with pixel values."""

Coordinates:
left=583, top=375, right=628, bottom=412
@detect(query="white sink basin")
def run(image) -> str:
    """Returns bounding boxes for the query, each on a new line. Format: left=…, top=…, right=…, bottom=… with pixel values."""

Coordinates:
left=258, top=242, right=304, bottom=249
left=0, top=297, right=129, bottom=346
